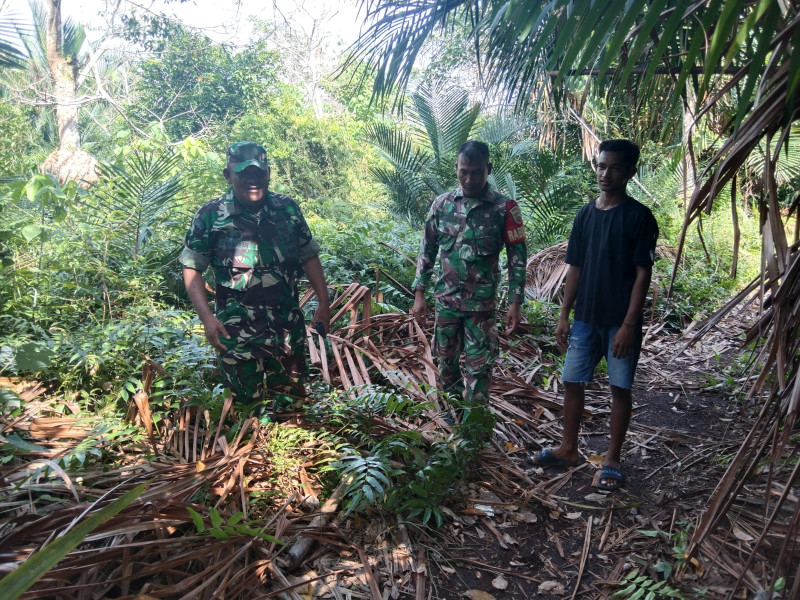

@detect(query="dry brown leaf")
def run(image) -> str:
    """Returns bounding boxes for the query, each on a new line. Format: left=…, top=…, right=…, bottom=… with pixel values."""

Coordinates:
left=463, top=591, right=496, bottom=600
left=538, top=580, right=566, bottom=595
left=501, top=533, right=519, bottom=546
left=731, top=525, right=755, bottom=543
left=586, top=454, right=604, bottom=466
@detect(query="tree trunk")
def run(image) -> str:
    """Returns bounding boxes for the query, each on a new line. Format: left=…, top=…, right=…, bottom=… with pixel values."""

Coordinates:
left=731, top=173, right=740, bottom=278
left=46, top=0, right=79, bottom=151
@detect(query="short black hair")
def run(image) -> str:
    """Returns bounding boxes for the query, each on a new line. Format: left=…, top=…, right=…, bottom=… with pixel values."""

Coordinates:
left=457, top=141, right=490, bottom=164
left=598, top=139, right=640, bottom=167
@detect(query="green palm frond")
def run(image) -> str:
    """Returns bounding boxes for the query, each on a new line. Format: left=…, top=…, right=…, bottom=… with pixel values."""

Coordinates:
left=369, top=164, right=432, bottom=222
left=343, top=0, right=474, bottom=107
left=0, top=1, right=27, bottom=70
left=514, top=148, right=587, bottom=249
left=363, top=121, right=437, bottom=221
left=363, top=121, right=434, bottom=175
left=351, top=0, right=798, bottom=132
left=410, top=83, right=479, bottom=166
left=12, top=1, right=86, bottom=81
left=746, top=126, right=800, bottom=186
left=477, top=113, right=529, bottom=146
left=61, top=16, right=85, bottom=59
left=87, top=150, right=185, bottom=262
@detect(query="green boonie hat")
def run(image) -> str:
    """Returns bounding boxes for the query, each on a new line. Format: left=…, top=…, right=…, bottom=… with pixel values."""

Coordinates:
left=227, top=141, right=269, bottom=173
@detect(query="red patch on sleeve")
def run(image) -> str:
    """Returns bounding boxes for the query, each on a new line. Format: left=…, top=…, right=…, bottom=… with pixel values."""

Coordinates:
left=504, top=198, right=526, bottom=244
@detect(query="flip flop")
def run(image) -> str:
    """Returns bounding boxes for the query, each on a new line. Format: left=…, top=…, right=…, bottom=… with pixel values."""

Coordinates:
left=527, top=448, right=581, bottom=468
left=596, top=465, right=625, bottom=492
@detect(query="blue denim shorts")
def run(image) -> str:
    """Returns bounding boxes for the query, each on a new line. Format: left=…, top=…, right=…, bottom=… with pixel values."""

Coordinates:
left=561, top=320, right=642, bottom=389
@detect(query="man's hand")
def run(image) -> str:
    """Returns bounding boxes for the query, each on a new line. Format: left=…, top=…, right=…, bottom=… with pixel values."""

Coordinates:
left=312, top=304, right=331, bottom=335
left=611, top=324, right=634, bottom=359
left=202, top=315, right=231, bottom=352
left=555, top=316, right=571, bottom=352
left=411, top=292, right=428, bottom=325
left=505, top=302, right=522, bottom=334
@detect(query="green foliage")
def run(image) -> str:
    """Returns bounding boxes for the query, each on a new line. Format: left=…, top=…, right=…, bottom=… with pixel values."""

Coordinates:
left=230, top=92, right=373, bottom=212
left=129, top=27, right=281, bottom=140
left=89, top=149, right=185, bottom=264
left=186, top=506, right=284, bottom=544
left=0, top=99, right=43, bottom=178
left=313, top=386, right=477, bottom=526
left=511, top=147, right=592, bottom=251
left=521, top=299, right=561, bottom=331
left=0, top=2, right=27, bottom=70
left=314, top=219, right=419, bottom=310
left=363, top=83, right=479, bottom=222
left=610, top=570, right=684, bottom=600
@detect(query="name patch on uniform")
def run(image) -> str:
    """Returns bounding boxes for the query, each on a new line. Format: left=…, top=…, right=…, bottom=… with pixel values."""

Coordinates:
left=504, top=199, right=526, bottom=244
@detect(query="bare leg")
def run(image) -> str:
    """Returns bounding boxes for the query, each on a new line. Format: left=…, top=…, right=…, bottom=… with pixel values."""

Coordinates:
left=599, top=385, right=632, bottom=487
left=550, top=381, right=584, bottom=462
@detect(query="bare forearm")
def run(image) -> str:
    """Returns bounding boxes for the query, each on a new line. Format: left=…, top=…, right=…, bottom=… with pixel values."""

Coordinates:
left=560, top=265, right=580, bottom=320
left=622, top=266, right=651, bottom=326
left=184, top=268, right=214, bottom=323
left=303, top=256, right=329, bottom=309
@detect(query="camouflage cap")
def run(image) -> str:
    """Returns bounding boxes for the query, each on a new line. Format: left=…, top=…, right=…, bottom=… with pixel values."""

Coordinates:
left=227, top=141, right=269, bottom=173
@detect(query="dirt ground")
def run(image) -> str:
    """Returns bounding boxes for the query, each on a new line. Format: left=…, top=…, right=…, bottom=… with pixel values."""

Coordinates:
left=419, top=385, right=748, bottom=599
left=299, top=314, right=761, bottom=600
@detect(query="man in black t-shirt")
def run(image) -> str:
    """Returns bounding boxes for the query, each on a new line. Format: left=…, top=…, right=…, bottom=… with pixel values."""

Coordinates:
left=529, top=139, right=658, bottom=493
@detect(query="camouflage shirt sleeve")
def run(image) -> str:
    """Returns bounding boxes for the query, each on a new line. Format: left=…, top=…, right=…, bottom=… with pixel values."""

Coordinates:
left=290, top=199, right=321, bottom=263
left=507, top=241, right=528, bottom=304
left=412, top=198, right=440, bottom=291
left=504, top=199, right=527, bottom=304
left=180, top=204, right=213, bottom=272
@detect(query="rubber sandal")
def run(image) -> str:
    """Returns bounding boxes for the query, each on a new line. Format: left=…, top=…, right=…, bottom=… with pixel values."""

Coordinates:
left=527, top=448, right=581, bottom=468
left=596, top=465, right=625, bottom=492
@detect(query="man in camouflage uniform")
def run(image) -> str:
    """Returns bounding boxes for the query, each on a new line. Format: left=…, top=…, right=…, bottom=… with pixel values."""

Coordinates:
left=181, top=141, right=330, bottom=415
left=412, top=141, right=527, bottom=420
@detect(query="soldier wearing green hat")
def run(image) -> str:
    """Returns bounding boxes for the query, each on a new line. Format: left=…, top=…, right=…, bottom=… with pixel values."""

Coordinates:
left=181, top=141, right=330, bottom=417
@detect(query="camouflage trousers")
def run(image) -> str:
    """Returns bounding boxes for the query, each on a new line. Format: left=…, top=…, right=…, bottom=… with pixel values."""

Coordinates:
left=433, top=306, right=499, bottom=405
left=217, top=302, right=307, bottom=413
left=219, top=352, right=306, bottom=412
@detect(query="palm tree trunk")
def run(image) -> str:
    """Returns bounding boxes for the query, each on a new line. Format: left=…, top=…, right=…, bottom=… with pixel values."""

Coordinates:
left=731, top=173, right=740, bottom=278
left=46, top=0, right=79, bottom=151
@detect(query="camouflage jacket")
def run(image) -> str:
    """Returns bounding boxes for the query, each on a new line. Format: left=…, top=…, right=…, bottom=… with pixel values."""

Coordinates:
left=412, top=186, right=528, bottom=312
left=180, top=188, right=321, bottom=315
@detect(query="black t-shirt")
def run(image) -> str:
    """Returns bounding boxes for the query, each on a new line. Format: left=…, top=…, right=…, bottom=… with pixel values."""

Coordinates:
left=565, top=196, right=659, bottom=327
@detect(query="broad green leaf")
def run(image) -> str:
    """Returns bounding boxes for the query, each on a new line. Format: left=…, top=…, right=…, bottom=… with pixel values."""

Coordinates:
left=0, top=483, right=146, bottom=600
left=208, top=528, right=230, bottom=541
left=227, top=512, right=243, bottom=526
left=2, top=433, right=47, bottom=454
left=186, top=507, right=206, bottom=532
left=629, top=587, right=645, bottom=600
left=209, top=508, right=222, bottom=528
left=0, top=388, right=21, bottom=408
left=637, top=529, right=660, bottom=537
left=14, top=343, right=54, bottom=372
left=20, top=224, right=43, bottom=242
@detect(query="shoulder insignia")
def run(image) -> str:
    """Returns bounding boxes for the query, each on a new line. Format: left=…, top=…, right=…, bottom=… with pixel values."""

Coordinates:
left=504, top=198, right=526, bottom=244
